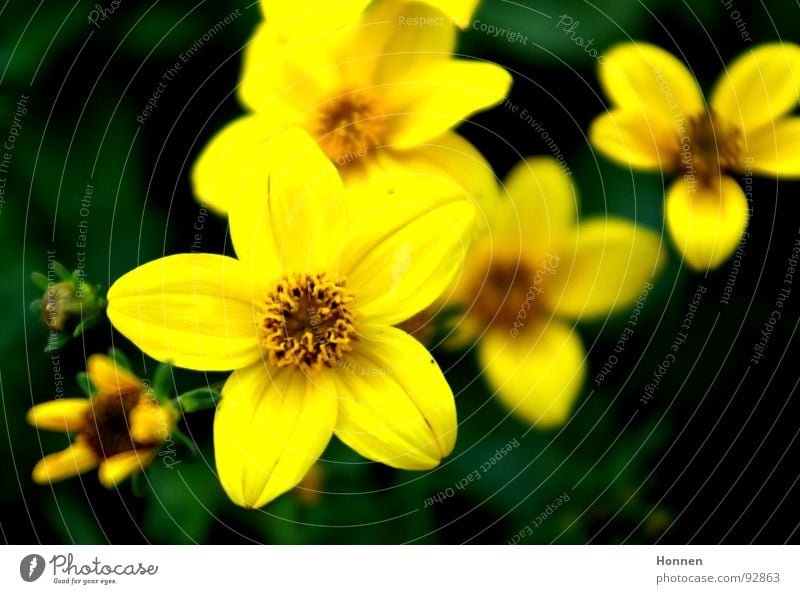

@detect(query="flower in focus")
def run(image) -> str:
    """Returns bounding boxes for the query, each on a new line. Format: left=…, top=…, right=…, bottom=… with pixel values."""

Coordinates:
left=27, top=354, right=177, bottom=488
left=108, top=128, right=474, bottom=509
left=193, top=1, right=509, bottom=223
left=444, top=157, right=664, bottom=427
left=590, top=42, right=800, bottom=270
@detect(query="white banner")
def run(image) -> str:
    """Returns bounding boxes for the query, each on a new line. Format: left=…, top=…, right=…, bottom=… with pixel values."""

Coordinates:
left=1, top=546, right=796, bottom=593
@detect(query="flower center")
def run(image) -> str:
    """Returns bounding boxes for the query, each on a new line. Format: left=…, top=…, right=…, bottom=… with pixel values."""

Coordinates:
left=313, top=89, right=386, bottom=166
left=260, top=272, right=357, bottom=372
left=82, top=390, right=151, bottom=459
left=470, top=257, right=544, bottom=330
left=679, top=111, right=743, bottom=185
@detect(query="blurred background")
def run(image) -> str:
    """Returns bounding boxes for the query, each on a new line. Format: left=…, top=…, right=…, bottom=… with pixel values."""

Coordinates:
left=2, top=0, right=800, bottom=544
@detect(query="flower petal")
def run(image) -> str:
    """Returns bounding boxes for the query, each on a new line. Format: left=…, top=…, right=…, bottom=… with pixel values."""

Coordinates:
left=589, top=109, right=679, bottom=170
left=239, top=23, right=340, bottom=114
left=543, top=219, right=665, bottom=319
left=478, top=320, right=586, bottom=428
left=743, top=117, right=800, bottom=177
left=495, top=156, right=578, bottom=252
left=98, top=449, right=157, bottom=488
left=599, top=42, right=704, bottom=129
left=32, top=441, right=98, bottom=484
left=107, top=254, right=261, bottom=372
left=129, top=401, right=176, bottom=445
left=332, top=324, right=456, bottom=469
left=420, top=0, right=479, bottom=27
left=214, top=364, right=337, bottom=509
left=87, top=354, right=142, bottom=394
left=259, top=0, right=370, bottom=42
left=340, top=192, right=475, bottom=326
left=351, top=131, right=499, bottom=235
left=711, top=43, right=800, bottom=134
left=191, top=114, right=284, bottom=216
left=27, top=399, right=89, bottom=432
left=666, top=176, right=750, bottom=271
left=385, top=59, right=512, bottom=147
left=230, top=127, right=347, bottom=273
left=358, top=2, right=457, bottom=83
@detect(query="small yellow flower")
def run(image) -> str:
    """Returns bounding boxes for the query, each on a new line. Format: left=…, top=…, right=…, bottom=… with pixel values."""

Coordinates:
left=192, top=1, right=509, bottom=222
left=590, top=42, right=800, bottom=270
left=445, top=157, right=664, bottom=427
left=27, top=355, right=177, bottom=488
left=108, top=128, right=474, bottom=509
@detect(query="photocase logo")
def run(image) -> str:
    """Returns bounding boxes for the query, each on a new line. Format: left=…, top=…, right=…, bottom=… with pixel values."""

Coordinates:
left=20, top=554, right=46, bottom=582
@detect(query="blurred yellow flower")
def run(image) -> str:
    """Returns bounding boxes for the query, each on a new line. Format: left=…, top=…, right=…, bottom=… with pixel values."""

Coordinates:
left=193, top=1, right=509, bottom=222
left=591, top=42, right=800, bottom=270
left=445, top=157, right=664, bottom=427
left=108, top=128, right=474, bottom=509
left=27, top=355, right=176, bottom=488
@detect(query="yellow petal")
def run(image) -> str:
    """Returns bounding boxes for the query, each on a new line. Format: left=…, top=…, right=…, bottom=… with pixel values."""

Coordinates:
left=419, top=0, right=479, bottom=27
left=27, top=399, right=89, bottom=432
left=230, top=127, right=347, bottom=273
left=543, top=219, right=665, bottom=319
left=191, top=114, right=284, bottom=216
left=87, top=354, right=142, bottom=395
left=495, top=156, right=578, bottom=251
left=743, top=117, right=800, bottom=177
left=332, top=324, right=456, bottom=469
left=599, top=42, right=704, bottom=129
left=259, top=0, right=370, bottom=42
left=98, top=449, right=157, bottom=488
left=214, top=364, right=337, bottom=509
left=352, top=131, right=499, bottom=236
left=478, top=319, right=586, bottom=428
left=666, top=176, right=750, bottom=271
left=32, top=441, right=98, bottom=484
left=107, top=254, right=261, bottom=372
left=385, top=59, right=512, bottom=147
left=589, top=109, right=680, bottom=170
left=711, top=43, right=800, bottom=134
left=239, top=23, right=339, bottom=114
left=129, top=402, right=176, bottom=445
left=358, top=2, right=457, bottom=84
left=340, top=192, right=475, bottom=326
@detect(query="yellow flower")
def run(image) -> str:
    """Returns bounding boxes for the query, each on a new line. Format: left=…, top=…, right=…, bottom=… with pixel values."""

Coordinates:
left=108, top=128, right=474, bottom=509
left=590, top=42, right=800, bottom=270
left=445, top=157, right=664, bottom=427
left=27, top=355, right=177, bottom=488
left=192, top=1, right=509, bottom=223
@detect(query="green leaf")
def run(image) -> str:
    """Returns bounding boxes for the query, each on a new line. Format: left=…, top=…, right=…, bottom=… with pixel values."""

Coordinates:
left=170, top=428, right=199, bottom=461
left=71, top=316, right=98, bottom=337
left=31, top=272, right=49, bottom=290
left=75, top=371, right=95, bottom=397
left=43, top=333, right=70, bottom=353
left=106, top=347, right=132, bottom=371
left=177, top=388, right=221, bottom=413
left=52, top=261, right=72, bottom=281
left=152, top=362, right=174, bottom=400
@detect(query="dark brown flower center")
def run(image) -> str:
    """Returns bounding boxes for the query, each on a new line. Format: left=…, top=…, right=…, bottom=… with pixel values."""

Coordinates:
left=470, top=254, right=557, bottom=332
left=260, top=273, right=357, bottom=371
left=678, top=111, right=743, bottom=185
left=313, top=89, right=386, bottom=166
left=82, top=390, right=147, bottom=459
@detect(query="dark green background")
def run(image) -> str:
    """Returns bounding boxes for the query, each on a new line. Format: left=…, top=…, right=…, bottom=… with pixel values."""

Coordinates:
left=2, top=0, right=800, bottom=544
